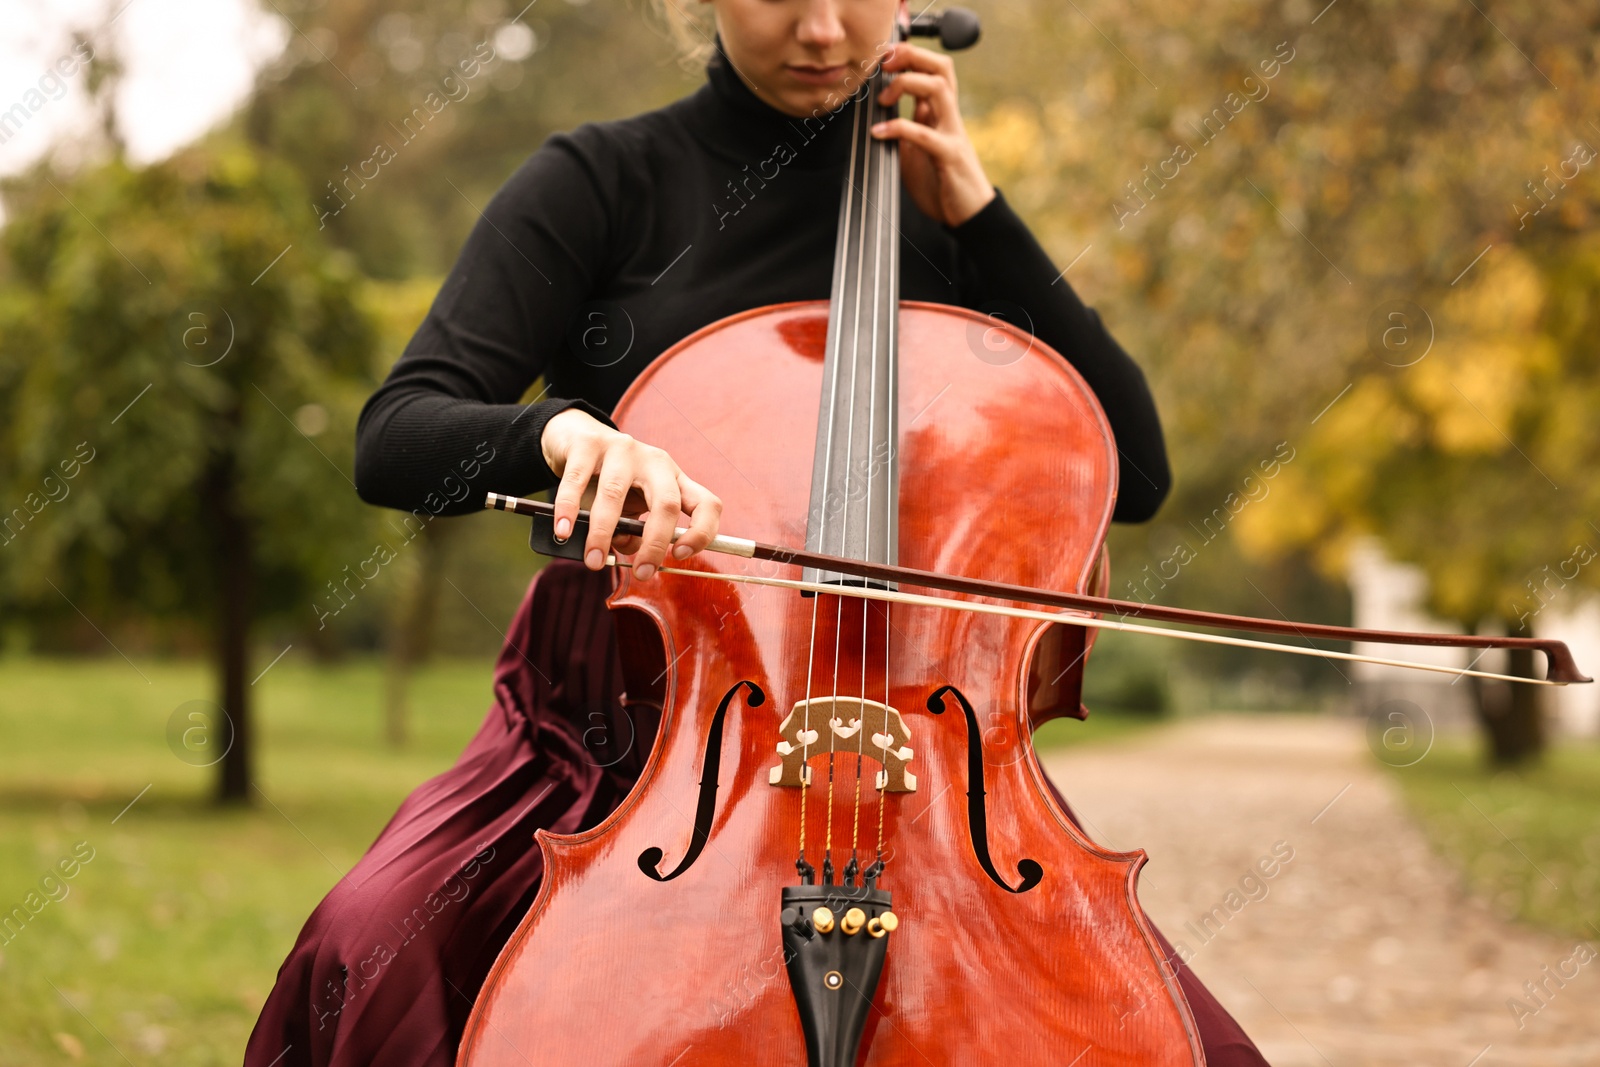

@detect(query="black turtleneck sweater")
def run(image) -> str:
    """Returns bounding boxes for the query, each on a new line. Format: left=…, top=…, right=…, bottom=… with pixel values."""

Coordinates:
left=355, top=46, right=1171, bottom=522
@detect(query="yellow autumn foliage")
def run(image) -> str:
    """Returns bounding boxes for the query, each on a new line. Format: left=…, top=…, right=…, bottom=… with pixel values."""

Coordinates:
left=965, top=100, right=1043, bottom=186
left=1442, top=252, right=1546, bottom=334
left=1406, top=338, right=1544, bottom=454
left=1231, top=461, right=1330, bottom=560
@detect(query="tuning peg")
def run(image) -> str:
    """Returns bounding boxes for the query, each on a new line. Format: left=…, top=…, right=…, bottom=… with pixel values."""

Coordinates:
left=908, top=7, right=982, bottom=51
left=812, top=906, right=836, bottom=934
left=841, top=907, right=867, bottom=935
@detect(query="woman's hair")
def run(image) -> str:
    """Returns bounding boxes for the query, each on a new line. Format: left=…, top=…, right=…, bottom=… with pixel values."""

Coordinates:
left=648, top=0, right=718, bottom=71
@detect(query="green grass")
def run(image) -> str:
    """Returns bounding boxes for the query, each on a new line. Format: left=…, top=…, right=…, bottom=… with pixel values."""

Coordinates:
left=0, top=656, right=495, bottom=1067
left=1388, top=741, right=1600, bottom=939
left=1032, top=707, right=1163, bottom=750
left=0, top=654, right=1169, bottom=1065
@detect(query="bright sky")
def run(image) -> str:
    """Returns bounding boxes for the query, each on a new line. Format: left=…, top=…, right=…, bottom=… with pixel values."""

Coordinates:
left=0, top=0, right=285, bottom=180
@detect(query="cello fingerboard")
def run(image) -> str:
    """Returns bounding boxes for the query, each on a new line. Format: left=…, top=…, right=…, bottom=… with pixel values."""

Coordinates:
left=804, top=63, right=900, bottom=587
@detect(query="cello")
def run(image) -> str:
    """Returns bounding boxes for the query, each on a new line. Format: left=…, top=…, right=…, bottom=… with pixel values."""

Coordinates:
left=460, top=9, right=1589, bottom=1065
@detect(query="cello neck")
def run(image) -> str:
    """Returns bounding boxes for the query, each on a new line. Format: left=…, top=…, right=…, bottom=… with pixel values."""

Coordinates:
left=804, top=35, right=903, bottom=586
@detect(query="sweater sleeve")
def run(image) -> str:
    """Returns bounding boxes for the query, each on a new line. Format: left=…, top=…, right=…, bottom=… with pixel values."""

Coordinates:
left=946, top=188, right=1172, bottom=523
left=353, top=126, right=625, bottom=516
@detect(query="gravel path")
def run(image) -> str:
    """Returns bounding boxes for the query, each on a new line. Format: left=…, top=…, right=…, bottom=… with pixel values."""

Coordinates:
left=1039, top=714, right=1599, bottom=1067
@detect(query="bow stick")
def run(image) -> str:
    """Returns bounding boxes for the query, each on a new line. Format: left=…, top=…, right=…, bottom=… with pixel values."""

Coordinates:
left=485, top=493, right=1591, bottom=687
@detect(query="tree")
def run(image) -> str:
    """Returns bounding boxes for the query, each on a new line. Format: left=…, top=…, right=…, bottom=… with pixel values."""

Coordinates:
left=237, top=0, right=696, bottom=279
left=1235, top=245, right=1600, bottom=763
left=954, top=0, right=1600, bottom=734
left=0, top=138, right=379, bottom=801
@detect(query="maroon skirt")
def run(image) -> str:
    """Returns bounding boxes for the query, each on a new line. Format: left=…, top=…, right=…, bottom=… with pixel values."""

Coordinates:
left=245, top=560, right=1268, bottom=1066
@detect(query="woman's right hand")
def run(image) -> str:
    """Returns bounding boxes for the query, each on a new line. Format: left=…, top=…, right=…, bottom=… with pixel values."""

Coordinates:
left=540, top=407, right=723, bottom=581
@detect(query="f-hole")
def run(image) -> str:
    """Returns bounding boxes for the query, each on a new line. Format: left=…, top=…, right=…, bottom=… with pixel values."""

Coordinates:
left=638, top=679, right=765, bottom=881
left=926, top=685, right=1044, bottom=894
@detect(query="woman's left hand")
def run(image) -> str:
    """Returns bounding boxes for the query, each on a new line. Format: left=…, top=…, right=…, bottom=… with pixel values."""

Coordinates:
left=871, top=41, right=995, bottom=228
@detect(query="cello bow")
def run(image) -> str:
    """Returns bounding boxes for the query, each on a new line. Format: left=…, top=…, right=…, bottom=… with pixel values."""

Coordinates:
left=485, top=492, right=1592, bottom=687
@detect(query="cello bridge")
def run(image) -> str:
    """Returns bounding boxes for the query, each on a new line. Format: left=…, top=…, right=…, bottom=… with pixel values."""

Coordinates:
left=769, top=697, right=916, bottom=792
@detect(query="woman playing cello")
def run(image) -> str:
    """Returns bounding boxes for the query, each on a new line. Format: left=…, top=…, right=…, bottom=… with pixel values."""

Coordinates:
left=247, top=1, right=1269, bottom=1063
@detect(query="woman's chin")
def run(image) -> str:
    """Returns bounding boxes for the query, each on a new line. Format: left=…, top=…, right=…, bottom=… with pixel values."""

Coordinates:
left=773, top=82, right=857, bottom=118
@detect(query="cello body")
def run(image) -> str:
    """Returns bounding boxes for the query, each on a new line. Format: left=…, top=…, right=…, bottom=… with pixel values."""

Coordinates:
left=458, top=301, right=1204, bottom=1065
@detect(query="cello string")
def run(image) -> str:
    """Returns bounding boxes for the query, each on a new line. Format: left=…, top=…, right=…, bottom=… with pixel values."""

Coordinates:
left=653, top=565, right=1569, bottom=687
left=874, top=75, right=899, bottom=871
left=798, top=591, right=821, bottom=869
left=826, top=592, right=842, bottom=877
left=850, top=594, right=866, bottom=877
left=811, top=56, right=862, bottom=575
left=851, top=64, right=902, bottom=876
left=876, top=598, right=890, bottom=871
left=802, top=62, right=869, bottom=883
left=825, top=66, right=878, bottom=884
left=852, top=65, right=895, bottom=874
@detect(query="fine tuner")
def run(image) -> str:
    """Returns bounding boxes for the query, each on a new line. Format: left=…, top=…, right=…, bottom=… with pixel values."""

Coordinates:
left=784, top=904, right=901, bottom=941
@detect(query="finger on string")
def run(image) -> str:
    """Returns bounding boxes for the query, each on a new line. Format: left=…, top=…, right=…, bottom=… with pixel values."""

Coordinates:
left=871, top=118, right=951, bottom=158
left=881, top=41, right=954, bottom=77
left=876, top=70, right=955, bottom=120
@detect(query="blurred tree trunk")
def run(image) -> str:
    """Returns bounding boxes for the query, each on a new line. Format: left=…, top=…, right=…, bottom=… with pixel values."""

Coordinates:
left=1469, top=617, right=1545, bottom=767
left=383, top=521, right=454, bottom=747
left=207, top=442, right=254, bottom=805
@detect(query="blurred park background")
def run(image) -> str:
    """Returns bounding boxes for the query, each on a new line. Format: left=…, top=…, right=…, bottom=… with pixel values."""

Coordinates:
left=1, top=0, right=1597, bottom=1062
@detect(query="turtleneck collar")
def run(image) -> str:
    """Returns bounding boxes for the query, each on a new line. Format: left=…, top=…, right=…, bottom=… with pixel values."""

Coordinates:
left=685, top=34, right=859, bottom=171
